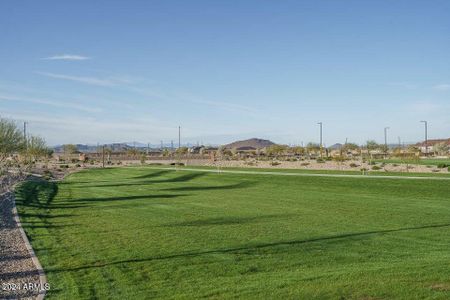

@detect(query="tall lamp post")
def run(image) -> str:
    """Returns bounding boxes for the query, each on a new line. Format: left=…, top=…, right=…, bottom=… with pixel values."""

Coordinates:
left=384, top=127, right=390, bottom=158
left=317, top=122, right=323, bottom=158
left=420, top=120, right=428, bottom=156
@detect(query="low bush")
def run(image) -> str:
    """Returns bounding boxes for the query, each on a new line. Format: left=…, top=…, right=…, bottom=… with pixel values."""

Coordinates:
left=316, top=158, right=325, bottom=163
left=270, top=161, right=281, bottom=166
left=148, top=162, right=162, bottom=166
left=371, top=165, right=381, bottom=170
left=300, top=162, right=310, bottom=166
left=437, top=163, right=448, bottom=169
left=349, top=163, right=359, bottom=168
left=42, top=170, right=53, bottom=180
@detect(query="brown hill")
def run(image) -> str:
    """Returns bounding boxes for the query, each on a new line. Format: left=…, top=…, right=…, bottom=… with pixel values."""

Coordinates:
left=224, top=138, right=275, bottom=150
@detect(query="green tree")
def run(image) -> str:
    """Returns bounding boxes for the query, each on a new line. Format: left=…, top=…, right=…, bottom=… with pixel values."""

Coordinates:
left=366, top=140, right=379, bottom=152
left=63, top=144, right=78, bottom=155
left=0, top=118, right=25, bottom=161
left=342, top=143, right=359, bottom=152
left=176, top=147, right=188, bottom=155
left=434, top=142, right=449, bottom=156
left=26, top=136, right=49, bottom=161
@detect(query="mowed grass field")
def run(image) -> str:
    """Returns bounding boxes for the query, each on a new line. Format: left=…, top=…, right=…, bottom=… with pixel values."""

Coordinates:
left=15, top=167, right=450, bottom=299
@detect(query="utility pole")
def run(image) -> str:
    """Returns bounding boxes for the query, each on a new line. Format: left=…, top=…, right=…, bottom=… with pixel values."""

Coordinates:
left=317, top=122, right=323, bottom=158
left=147, top=143, right=149, bottom=155
left=160, top=140, right=163, bottom=150
left=398, top=136, right=401, bottom=149
left=420, top=120, right=428, bottom=156
left=171, top=140, right=174, bottom=150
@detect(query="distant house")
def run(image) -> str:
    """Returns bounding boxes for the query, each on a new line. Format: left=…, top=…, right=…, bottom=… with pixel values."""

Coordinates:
left=416, top=138, right=450, bottom=153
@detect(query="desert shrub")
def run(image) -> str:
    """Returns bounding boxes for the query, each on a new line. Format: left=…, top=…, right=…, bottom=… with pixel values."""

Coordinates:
left=371, top=165, right=381, bottom=170
left=349, top=163, right=359, bottom=168
left=270, top=161, right=281, bottom=166
left=300, top=162, right=310, bottom=166
left=360, top=168, right=368, bottom=172
left=369, top=161, right=376, bottom=165
left=149, top=162, right=162, bottom=166
left=392, top=163, right=398, bottom=167
left=71, top=159, right=78, bottom=163
left=432, top=169, right=441, bottom=173
left=75, top=164, right=81, bottom=168
left=316, top=158, right=324, bottom=163
left=42, top=170, right=53, bottom=180
left=60, top=164, right=69, bottom=169
left=426, top=165, right=433, bottom=168
left=437, top=163, right=448, bottom=169
left=170, top=162, right=185, bottom=166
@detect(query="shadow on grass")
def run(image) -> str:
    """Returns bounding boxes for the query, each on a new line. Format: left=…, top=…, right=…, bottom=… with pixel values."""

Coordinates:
left=46, top=222, right=450, bottom=273
left=87, top=172, right=207, bottom=188
left=163, top=214, right=292, bottom=227
left=15, top=180, right=58, bottom=208
left=162, top=181, right=255, bottom=192
left=133, top=170, right=171, bottom=179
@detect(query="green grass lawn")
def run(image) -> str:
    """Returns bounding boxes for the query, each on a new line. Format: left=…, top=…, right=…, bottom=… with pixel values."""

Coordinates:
left=15, top=167, right=450, bottom=299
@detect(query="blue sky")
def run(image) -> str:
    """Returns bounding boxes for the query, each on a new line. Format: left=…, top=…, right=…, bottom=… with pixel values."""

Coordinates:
left=0, top=1, right=449, bottom=146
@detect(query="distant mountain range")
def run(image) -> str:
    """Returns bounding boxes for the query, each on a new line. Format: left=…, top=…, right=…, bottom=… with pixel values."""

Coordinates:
left=224, top=138, right=275, bottom=150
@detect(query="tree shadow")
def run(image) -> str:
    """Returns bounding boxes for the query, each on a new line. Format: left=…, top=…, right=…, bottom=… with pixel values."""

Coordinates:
left=87, top=172, right=207, bottom=188
left=15, top=181, right=58, bottom=208
left=162, top=181, right=255, bottom=192
left=133, top=170, right=171, bottom=179
left=163, top=213, right=294, bottom=227
left=46, top=222, right=450, bottom=273
left=67, top=194, right=187, bottom=205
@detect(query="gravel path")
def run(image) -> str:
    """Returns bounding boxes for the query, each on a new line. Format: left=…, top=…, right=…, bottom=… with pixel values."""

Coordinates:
left=0, top=189, right=47, bottom=299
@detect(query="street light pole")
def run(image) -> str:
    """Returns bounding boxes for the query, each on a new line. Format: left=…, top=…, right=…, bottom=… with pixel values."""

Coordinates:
left=178, top=126, right=181, bottom=149
left=384, top=127, right=390, bottom=158
left=420, top=121, right=428, bottom=156
left=317, top=122, right=323, bottom=158
left=384, top=127, right=390, bottom=149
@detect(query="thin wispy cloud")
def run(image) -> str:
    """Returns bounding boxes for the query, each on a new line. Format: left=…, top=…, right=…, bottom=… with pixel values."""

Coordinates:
left=42, top=54, right=91, bottom=60
left=36, top=71, right=117, bottom=87
left=0, top=94, right=102, bottom=113
left=432, top=84, right=450, bottom=91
